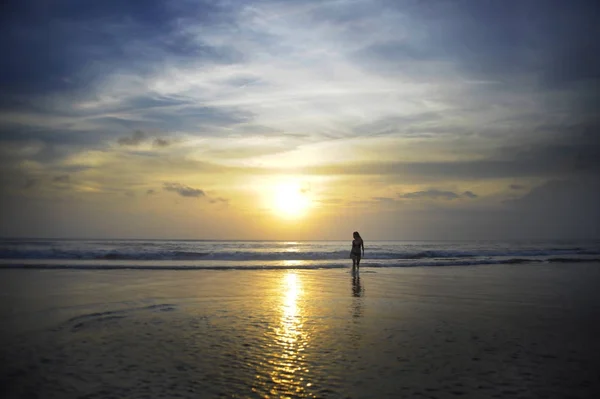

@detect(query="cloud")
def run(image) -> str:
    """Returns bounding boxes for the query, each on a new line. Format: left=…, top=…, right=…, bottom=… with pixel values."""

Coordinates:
left=509, top=184, right=526, bottom=190
left=52, top=175, right=70, bottom=183
left=209, top=197, right=229, bottom=204
left=500, top=178, right=600, bottom=238
left=0, top=0, right=238, bottom=98
left=317, top=198, right=343, bottom=205
left=398, top=189, right=478, bottom=201
left=23, top=178, right=38, bottom=189
left=146, top=189, right=156, bottom=195
left=2, top=0, right=597, bottom=158
left=153, top=138, right=170, bottom=148
left=163, top=182, right=205, bottom=198
left=0, top=0, right=598, bottom=240
left=506, top=178, right=600, bottom=209
left=117, top=131, right=172, bottom=149
left=302, top=132, right=600, bottom=180
left=118, top=130, right=147, bottom=146
left=372, top=197, right=395, bottom=203
left=162, top=182, right=230, bottom=205
left=399, top=190, right=460, bottom=200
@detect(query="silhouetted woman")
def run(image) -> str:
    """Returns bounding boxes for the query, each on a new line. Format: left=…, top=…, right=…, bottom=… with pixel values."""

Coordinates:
left=350, top=231, right=364, bottom=270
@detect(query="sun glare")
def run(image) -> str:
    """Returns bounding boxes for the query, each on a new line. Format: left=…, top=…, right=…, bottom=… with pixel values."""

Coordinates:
left=273, top=181, right=310, bottom=219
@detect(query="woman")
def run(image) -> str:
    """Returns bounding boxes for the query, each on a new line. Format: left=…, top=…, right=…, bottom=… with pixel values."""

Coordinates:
left=350, top=231, right=364, bottom=270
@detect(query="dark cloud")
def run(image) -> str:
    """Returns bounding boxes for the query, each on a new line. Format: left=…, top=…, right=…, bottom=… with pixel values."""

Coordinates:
left=163, top=182, right=205, bottom=198
left=409, top=0, right=597, bottom=84
left=52, top=175, right=70, bottom=183
left=509, top=184, right=526, bottom=190
left=502, top=178, right=600, bottom=238
left=399, top=190, right=460, bottom=200
left=395, top=189, right=477, bottom=201
left=162, top=182, right=230, bottom=204
left=22, top=178, right=38, bottom=189
left=0, top=125, right=104, bottom=150
left=0, top=0, right=239, bottom=98
left=0, top=137, right=84, bottom=170
left=153, top=138, right=170, bottom=148
left=118, top=130, right=147, bottom=146
left=308, top=159, right=540, bottom=180
left=146, top=189, right=155, bottom=195
left=355, top=0, right=600, bottom=133
left=506, top=179, right=600, bottom=210
left=0, top=102, right=255, bottom=156
left=0, top=1, right=248, bottom=166
left=306, top=132, right=600, bottom=180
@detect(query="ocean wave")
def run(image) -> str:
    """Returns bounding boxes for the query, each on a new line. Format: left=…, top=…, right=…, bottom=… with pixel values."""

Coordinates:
left=546, top=257, right=600, bottom=263
left=1, top=247, right=599, bottom=261
left=1, top=257, right=599, bottom=270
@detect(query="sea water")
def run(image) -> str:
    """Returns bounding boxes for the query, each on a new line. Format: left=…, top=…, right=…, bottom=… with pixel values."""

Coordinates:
left=2, top=240, right=600, bottom=398
left=1, top=238, right=599, bottom=269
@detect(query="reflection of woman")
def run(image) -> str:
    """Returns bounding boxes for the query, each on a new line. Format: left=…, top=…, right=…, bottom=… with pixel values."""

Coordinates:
left=350, top=231, right=364, bottom=270
left=352, top=272, right=362, bottom=297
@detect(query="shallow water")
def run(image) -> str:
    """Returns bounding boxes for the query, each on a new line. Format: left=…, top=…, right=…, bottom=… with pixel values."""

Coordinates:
left=2, top=265, right=600, bottom=398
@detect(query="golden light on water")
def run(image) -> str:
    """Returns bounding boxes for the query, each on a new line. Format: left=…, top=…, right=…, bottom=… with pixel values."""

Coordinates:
left=281, top=260, right=304, bottom=267
left=256, top=272, right=313, bottom=398
left=282, top=273, right=300, bottom=325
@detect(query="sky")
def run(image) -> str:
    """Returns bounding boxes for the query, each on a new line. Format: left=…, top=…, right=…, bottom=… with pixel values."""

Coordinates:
left=0, top=0, right=599, bottom=240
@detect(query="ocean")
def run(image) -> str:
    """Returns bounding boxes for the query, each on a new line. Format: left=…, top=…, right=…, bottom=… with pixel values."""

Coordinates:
left=1, top=238, right=599, bottom=270
left=3, top=239, right=600, bottom=398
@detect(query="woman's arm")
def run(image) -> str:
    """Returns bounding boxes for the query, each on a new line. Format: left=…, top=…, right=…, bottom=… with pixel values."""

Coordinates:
left=361, top=241, right=365, bottom=256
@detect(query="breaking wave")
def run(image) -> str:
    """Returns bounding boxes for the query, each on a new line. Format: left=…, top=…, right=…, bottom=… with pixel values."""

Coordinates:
left=1, top=248, right=599, bottom=261
left=1, top=257, right=599, bottom=270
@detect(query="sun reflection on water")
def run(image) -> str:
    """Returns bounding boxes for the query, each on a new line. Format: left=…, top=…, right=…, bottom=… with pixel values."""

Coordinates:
left=254, top=272, right=314, bottom=398
left=282, top=260, right=304, bottom=267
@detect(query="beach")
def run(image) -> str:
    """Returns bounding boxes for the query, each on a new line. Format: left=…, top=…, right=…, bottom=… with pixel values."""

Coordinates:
left=2, top=262, right=599, bottom=399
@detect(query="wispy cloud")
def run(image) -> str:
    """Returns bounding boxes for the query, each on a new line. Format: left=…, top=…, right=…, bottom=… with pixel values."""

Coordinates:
left=209, top=197, right=229, bottom=205
left=399, top=190, right=460, bottom=201
left=399, top=190, right=478, bottom=201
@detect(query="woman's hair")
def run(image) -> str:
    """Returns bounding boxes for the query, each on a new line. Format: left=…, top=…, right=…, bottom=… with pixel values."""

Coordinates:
left=353, top=231, right=361, bottom=239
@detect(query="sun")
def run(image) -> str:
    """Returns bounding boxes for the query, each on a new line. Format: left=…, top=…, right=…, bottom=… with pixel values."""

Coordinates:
left=273, top=181, right=310, bottom=219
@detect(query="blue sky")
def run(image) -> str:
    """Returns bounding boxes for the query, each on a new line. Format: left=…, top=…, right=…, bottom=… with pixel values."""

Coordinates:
left=1, top=0, right=598, bottom=239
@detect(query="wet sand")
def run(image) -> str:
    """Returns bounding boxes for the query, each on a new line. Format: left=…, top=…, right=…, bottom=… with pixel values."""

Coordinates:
left=2, top=263, right=600, bottom=398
